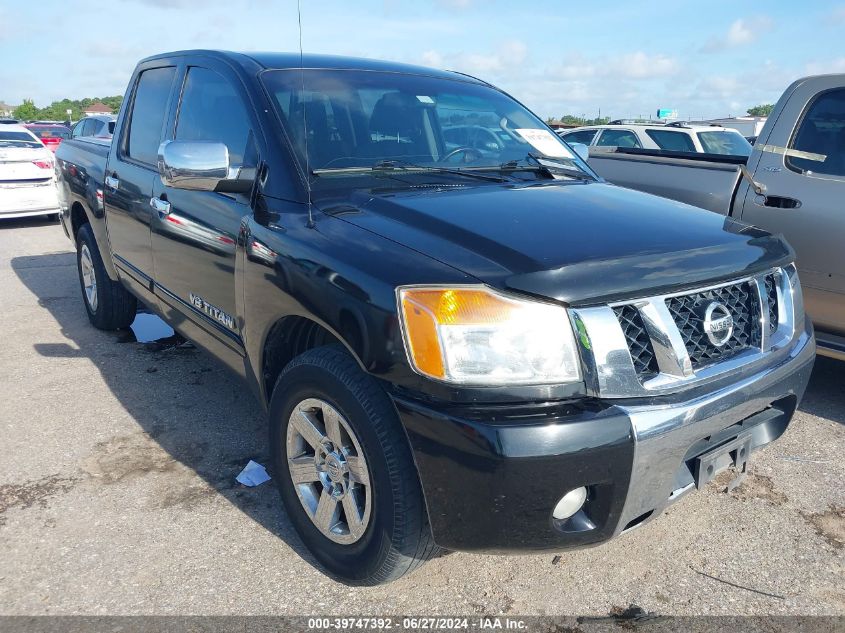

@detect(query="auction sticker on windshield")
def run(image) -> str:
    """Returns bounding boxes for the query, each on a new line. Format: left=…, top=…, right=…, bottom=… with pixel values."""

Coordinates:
left=514, top=128, right=573, bottom=158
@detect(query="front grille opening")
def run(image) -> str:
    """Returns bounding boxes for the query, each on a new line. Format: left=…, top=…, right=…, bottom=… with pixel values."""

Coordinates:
left=623, top=509, right=654, bottom=532
left=764, top=273, right=780, bottom=336
left=666, top=281, right=757, bottom=369
left=613, top=305, right=659, bottom=379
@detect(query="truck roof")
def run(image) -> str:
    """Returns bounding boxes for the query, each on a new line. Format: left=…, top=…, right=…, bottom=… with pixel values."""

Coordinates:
left=139, top=50, right=483, bottom=84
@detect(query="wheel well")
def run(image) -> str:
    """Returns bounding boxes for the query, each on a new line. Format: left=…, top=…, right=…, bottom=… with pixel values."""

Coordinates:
left=262, top=316, right=345, bottom=402
left=71, top=202, right=88, bottom=240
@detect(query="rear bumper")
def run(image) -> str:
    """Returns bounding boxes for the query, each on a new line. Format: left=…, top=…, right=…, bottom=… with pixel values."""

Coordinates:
left=0, top=207, right=61, bottom=219
left=395, top=321, right=815, bottom=552
left=0, top=180, right=61, bottom=218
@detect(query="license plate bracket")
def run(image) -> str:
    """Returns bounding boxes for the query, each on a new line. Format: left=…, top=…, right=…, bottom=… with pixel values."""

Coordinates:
left=694, top=434, right=752, bottom=493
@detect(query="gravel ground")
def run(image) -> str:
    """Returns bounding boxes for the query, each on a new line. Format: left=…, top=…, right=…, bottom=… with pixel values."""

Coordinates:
left=0, top=218, right=843, bottom=617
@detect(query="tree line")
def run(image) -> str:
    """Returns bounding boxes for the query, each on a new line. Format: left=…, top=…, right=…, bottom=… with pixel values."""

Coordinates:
left=13, top=96, right=123, bottom=122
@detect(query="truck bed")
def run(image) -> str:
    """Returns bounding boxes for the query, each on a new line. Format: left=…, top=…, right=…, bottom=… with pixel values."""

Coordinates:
left=586, top=147, right=746, bottom=215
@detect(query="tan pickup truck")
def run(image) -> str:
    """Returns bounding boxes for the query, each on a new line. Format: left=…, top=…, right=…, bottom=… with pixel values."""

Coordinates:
left=584, top=74, right=845, bottom=361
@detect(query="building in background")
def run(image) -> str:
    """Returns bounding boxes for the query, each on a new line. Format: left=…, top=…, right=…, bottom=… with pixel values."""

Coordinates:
left=0, top=102, right=18, bottom=117
left=82, top=102, right=113, bottom=117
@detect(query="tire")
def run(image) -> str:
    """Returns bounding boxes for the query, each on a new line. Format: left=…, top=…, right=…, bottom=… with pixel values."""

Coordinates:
left=269, top=346, right=439, bottom=585
left=76, top=223, right=137, bottom=330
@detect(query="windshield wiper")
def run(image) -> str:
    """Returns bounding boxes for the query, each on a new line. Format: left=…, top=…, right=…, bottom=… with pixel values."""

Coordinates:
left=313, top=159, right=511, bottom=183
left=499, top=152, right=595, bottom=181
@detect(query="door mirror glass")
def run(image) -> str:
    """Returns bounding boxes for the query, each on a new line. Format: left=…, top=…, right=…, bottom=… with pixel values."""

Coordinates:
left=157, top=140, right=254, bottom=193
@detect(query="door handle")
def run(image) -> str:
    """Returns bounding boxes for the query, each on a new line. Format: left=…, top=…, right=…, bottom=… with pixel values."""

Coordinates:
left=105, top=175, right=119, bottom=189
left=150, top=196, right=171, bottom=216
left=753, top=194, right=801, bottom=209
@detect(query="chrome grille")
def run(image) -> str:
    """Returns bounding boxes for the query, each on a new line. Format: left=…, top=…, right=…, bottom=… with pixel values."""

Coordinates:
left=613, top=305, right=659, bottom=379
left=665, top=281, right=757, bottom=369
left=571, top=266, right=800, bottom=398
left=765, top=273, right=779, bottom=336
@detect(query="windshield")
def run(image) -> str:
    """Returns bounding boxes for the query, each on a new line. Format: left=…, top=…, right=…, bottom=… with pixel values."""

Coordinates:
left=261, top=69, right=589, bottom=183
left=28, top=126, right=71, bottom=139
left=696, top=130, right=752, bottom=156
left=0, top=131, right=41, bottom=148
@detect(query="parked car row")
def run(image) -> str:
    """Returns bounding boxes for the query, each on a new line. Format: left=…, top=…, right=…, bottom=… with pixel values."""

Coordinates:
left=0, top=114, right=116, bottom=220
left=559, top=121, right=753, bottom=157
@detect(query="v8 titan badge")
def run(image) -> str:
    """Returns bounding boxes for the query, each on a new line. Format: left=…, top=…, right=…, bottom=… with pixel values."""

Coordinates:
left=189, top=293, right=236, bottom=330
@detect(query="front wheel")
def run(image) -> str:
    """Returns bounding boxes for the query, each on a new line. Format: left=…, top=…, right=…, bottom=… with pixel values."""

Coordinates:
left=269, top=346, right=439, bottom=585
left=76, top=223, right=137, bottom=330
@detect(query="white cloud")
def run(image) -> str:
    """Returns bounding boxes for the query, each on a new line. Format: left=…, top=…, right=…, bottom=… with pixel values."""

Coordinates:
left=417, top=40, right=528, bottom=75
left=609, top=52, right=679, bottom=79
left=550, top=51, right=679, bottom=82
left=702, top=16, right=773, bottom=52
left=436, top=0, right=475, bottom=8
left=417, top=47, right=683, bottom=120
left=420, top=50, right=444, bottom=67
left=805, top=57, right=845, bottom=75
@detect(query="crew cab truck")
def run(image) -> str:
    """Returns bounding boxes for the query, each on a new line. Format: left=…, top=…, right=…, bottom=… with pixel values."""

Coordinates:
left=56, top=51, right=815, bottom=586
left=583, top=74, right=845, bottom=362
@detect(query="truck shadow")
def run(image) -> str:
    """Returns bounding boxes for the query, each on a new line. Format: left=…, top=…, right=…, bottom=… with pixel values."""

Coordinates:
left=11, top=251, right=319, bottom=570
left=0, top=217, right=60, bottom=230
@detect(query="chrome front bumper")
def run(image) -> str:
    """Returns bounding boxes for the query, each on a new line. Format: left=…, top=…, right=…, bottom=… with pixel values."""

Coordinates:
left=611, top=320, right=815, bottom=535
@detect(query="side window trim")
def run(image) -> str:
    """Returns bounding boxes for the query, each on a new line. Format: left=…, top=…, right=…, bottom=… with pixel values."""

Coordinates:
left=785, top=87, right=845, bottom=180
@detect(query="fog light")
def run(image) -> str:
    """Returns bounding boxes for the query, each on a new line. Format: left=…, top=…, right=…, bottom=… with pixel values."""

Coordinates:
left=552, top=487, right=587, bottom=520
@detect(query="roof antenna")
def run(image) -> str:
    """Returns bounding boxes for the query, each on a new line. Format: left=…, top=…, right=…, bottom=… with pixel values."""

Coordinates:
left=297, top=0, right=315, bottom=229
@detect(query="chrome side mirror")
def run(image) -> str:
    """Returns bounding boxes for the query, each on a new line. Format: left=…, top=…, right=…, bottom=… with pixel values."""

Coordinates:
left=568, top=142, right=590, bottom=161
left=157, top=140, right=254, bottom=193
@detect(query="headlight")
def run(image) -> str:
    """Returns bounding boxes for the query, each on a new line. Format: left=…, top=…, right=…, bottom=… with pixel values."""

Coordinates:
left=397, top=285, right=582, bottom=385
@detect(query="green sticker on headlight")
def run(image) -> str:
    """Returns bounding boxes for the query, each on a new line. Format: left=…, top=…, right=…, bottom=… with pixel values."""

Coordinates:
left=574, top=316, right=591, bottom=350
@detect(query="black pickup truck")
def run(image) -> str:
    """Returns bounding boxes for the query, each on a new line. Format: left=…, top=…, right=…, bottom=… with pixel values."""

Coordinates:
left=56, top=50, right=815, bottom=586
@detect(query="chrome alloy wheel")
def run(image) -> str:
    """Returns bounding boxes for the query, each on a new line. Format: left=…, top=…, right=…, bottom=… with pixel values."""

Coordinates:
left=80, top=244, right=97, bottom=312
left=286, top=398, right=372, bottom=544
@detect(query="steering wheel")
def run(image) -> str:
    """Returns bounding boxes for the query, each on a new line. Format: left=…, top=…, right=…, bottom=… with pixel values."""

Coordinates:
left=440, top=146, right=484, bottom=164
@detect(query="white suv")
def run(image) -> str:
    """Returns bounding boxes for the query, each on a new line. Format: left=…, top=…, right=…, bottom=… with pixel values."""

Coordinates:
left=559, top=122, right=752, bottom=157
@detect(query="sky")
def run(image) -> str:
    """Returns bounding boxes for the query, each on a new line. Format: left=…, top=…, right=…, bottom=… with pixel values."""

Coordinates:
left=1, top=0, right=844, bottom=120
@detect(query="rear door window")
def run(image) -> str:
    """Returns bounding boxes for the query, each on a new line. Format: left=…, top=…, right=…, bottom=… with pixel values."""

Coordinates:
left=645, top=129, right=696, bottom=152
left=596, top=129, right=641, bottom=148
left=72, top=119, right=92, bottom=137
left=696, top=130, right=752, bottom=156
left=126, top=66, right=176, bottom=166
left=563, top=129, right=598, bottom=145
left=787, top=89, right=845, bottom=177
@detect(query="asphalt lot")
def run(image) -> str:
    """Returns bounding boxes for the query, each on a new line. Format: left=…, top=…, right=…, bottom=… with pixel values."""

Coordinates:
left=0, top=218, right=843, bottom=616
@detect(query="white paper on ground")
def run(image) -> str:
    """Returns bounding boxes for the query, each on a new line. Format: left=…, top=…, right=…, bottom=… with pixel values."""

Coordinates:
left=236, top=460, right=271, bottom=487
left=514, top=128, right=573, bottom=159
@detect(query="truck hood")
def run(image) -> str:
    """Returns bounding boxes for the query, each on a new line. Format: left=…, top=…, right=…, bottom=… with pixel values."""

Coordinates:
left=318, top=181, right=793, bottom=306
